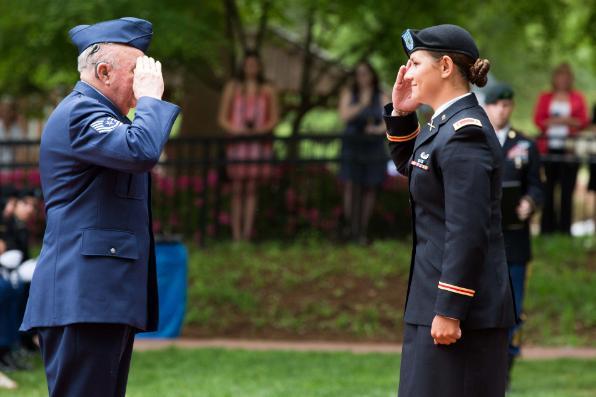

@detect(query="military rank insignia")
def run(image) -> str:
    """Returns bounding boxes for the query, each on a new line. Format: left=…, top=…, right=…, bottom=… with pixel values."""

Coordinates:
left=411, top=151, right=430, bottom=170
left=91, top=117, right=123, bottom=134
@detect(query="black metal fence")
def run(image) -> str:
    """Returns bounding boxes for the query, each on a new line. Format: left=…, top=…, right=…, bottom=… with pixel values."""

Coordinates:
left=1, top=134, right=596, bottom=245
left=153, top=134, right=409, bottom=244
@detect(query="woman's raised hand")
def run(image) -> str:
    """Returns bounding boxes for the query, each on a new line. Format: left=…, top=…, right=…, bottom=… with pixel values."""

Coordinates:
left=391, top=61, right=419, bottom=115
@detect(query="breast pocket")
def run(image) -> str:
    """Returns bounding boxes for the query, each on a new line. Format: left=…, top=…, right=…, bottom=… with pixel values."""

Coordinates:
left=114, top=173, right=145, bottom=200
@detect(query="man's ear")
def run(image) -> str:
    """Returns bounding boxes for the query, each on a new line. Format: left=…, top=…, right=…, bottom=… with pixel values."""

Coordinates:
left=440, top=56, right=455, bottom=79
left=95, top=62, right=111, bottom=83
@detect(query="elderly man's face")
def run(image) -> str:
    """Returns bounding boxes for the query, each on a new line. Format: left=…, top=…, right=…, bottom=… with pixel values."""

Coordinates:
left=107, top=46, right=144, bottom=114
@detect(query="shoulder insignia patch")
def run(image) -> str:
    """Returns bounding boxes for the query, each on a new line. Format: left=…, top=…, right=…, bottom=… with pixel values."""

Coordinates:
left=453, top=117, right=482, bottom=131
left=90, top=117, right=123, bottom=134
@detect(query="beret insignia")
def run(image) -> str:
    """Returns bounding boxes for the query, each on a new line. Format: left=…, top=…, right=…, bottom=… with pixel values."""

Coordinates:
left=402, top=30, right=414, bottom=51
left=453, top=118, right=482, bottom=131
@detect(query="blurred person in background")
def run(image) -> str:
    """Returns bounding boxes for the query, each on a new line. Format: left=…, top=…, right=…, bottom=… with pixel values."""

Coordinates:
left=338, top=61, right=389, bottom=244
left=587, top=105, right=596, bottom=197
left=484, top=83, right=543, bottom=387
left=3, top=191, right=36, bottom=261
left=4, top=190, right=38, bottom=353
left=218, top=50, right=279, bottom=242
left=0, top=99, right=27, bottom=166
left=0, top=189, right=38, bottom=372
left=533, top=63, right=588, bottom=234
left=0, top=264, right=23, bottom=372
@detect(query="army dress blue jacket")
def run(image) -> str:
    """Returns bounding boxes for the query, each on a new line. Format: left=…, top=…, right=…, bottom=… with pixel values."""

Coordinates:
left=500, top=128, right=543, bottom=264
left=385, top=94, right=516, bottom=329
left=21, top=81, right=180, bottom=332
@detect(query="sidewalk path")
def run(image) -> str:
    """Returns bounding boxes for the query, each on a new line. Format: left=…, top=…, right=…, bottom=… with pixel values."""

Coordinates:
left=134, top=338, right=596, bottom=360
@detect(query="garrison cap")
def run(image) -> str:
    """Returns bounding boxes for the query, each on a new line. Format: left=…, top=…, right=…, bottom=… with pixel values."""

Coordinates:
left=401, top=24, right=479, bottom=60
left=484, top=83, right=515, bottom=104
left=69, top=17, right=153, bottom=55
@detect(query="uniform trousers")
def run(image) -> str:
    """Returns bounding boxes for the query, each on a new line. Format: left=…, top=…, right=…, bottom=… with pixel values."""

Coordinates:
left=508, top=263, right=527, bottom=357
left=398, top=323, right=508, bottom=397
left=541, top=158, right=578, bottom=234
left=37, top=323, right=135, bottom=397
left=0, top=278, right=22, bottom=350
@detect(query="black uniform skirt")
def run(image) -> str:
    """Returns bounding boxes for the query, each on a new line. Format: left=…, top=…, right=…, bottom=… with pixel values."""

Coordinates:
left=398, top=324, right=508, bottom=397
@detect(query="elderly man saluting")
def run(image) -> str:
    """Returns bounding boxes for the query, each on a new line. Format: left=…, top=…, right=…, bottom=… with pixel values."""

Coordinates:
left=20, top=17, right=180, bottom=397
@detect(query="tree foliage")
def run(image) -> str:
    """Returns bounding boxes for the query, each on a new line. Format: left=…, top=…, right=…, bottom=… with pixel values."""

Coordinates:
left=0, top=0, right=594, bottom=131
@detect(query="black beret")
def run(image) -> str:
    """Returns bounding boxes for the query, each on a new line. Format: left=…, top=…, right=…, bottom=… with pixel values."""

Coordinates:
left=401, top=24, right=479, bottom=60
left=484, top=83, right=515, bottom=104
left=69, top=17, right=153, bottom=55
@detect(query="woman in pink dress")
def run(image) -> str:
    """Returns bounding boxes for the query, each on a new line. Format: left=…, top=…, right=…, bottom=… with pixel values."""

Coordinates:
left=218, top=51, right=280, bottom=242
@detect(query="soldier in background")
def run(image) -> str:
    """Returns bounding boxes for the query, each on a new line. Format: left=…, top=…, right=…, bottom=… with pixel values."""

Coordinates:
left=484, top=83, right=544, bottom=386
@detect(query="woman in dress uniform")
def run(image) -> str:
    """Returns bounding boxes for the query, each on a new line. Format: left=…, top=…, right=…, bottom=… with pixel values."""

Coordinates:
left=384, top=24, right=516, bottom=397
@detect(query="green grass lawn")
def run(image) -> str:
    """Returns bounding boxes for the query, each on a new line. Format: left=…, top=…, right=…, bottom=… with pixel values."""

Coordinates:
left=2, top=348, right=595, bottom=397
left=184, top=235, right=596, bottom=346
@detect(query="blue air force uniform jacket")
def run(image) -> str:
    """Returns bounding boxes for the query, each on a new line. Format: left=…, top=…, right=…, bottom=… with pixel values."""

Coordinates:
left=500, top=129, right=543, bottom=264
left=21, top=81, right=180, bottom=332
left=385, top=94, right=516, bottom=329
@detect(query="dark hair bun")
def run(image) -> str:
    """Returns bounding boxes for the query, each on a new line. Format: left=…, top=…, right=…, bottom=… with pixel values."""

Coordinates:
left=469, top=58, right=490, bottom=87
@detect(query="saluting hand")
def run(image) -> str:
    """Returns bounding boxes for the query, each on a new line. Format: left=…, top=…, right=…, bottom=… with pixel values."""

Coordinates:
left=391, top=60, right=419, bottom=116
left=431, top=315, right=462, bottom=345
left=133, top=56, right=164, bottom=100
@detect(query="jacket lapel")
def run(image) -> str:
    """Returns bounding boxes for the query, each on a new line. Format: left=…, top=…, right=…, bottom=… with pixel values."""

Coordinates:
left=414, top=94, right=479, bottom=152
left=413, top=120, right=438, bottom=152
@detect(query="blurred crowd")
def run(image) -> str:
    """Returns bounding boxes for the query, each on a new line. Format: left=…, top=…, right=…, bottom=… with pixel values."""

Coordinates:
left=2, top=55, right=595, bottom=246
left=217, top=53, right=594, bottom=242
left=0, top=186, right=41, bottom=389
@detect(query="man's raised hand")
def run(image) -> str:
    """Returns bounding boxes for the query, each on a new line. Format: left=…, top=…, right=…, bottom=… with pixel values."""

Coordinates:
left=133, top=56, right=164, bottom=100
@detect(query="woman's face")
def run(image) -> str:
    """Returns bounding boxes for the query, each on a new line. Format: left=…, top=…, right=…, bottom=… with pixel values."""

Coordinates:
left=403, top=50, right=443, bottom=105
left=243, top=56, right=261, bottom=79
left=553, top=69, right=573, bottom=92
left=356, top=64, right=374, bottom=88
